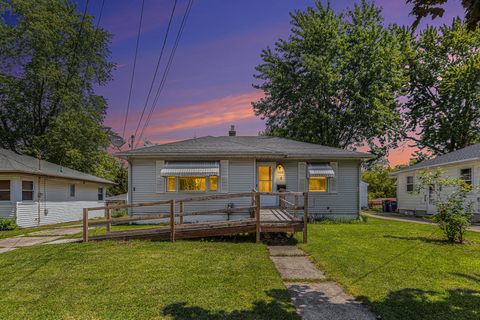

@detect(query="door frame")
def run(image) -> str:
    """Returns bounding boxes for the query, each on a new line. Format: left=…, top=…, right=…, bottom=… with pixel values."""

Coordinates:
left=256, top=162, right=277, bottom=207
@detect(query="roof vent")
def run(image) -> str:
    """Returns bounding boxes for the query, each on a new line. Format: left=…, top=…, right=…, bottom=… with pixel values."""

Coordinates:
left=228, top=125, right=236, bottom=136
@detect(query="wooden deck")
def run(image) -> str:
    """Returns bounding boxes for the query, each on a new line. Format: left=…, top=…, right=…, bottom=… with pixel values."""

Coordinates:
left=83, top=191, right=308, bottom=243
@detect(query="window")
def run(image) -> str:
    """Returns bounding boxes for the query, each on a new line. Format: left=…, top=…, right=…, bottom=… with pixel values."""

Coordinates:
left=179, top=177, right=206, bottom=191
left=406, top=176, right=414, bottom=192
left=22, top=181, right=34, bottom=201
left=167, top=177, right=176, bottom=192
left=308, top=177, right=327, bottom=192
left=69, top=183, right=76, bottom=197
left=0, top=180, right=10, bottom=201
left=209, top=176, right=218, bottom=191
left=460, top=168, right=472, bottom=186
left=98, top=187, right=104, bottom=201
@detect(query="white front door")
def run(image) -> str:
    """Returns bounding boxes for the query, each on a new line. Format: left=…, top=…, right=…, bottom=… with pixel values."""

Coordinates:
left=427, top=184, right=437, bottom=214
left=257, top=162, right=277, bottom=207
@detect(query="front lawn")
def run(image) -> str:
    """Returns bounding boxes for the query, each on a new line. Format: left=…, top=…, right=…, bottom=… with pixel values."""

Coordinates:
left=298, top=217, right=480, bottom=320
left=0, top=240, right=297, bottom=320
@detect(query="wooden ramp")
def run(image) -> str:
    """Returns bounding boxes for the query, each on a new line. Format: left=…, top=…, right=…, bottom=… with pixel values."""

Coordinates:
left=83, top=191, right=308, bottom=243
left=89, top=209, right=303, bottom=242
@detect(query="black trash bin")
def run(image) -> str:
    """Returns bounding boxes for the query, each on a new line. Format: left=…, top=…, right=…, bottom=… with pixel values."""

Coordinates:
left=391, top=201, right=398, bottom=212
left=382, top=200, right=392, bottom=212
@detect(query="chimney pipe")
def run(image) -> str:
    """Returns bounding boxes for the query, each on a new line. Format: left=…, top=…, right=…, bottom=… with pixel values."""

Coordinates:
left=228, top=125, right=236, bottom=136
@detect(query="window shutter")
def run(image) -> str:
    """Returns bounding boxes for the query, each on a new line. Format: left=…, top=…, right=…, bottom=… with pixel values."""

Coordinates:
left=156, top=160, right=165, bottom=193
left=220, top=160, right=229, bottom=193
left=329, top=162, right=338, bottom=193
left=298, top=162, right=307, bottom=192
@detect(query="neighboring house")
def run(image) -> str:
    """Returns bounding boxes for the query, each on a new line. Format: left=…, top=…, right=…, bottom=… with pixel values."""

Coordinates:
left=0, top=148, right=114, bottom=227
left=116, top=127, right=372, bottom=222
left=391, top=143, right=480, bottom=221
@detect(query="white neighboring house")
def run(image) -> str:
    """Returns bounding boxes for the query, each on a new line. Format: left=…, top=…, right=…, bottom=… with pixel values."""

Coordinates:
left=0, top=148, right=114, bottom=227
left=391, top=143, right=480, bottom=222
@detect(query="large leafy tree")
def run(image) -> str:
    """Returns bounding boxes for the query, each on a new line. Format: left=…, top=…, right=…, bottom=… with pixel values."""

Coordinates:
left=407, top=0, right=480, bottom=30
left=0, top=0, right=125, bottom=194
left=402, top=19, right=480, bottom=155
left=362, top=165, right=397, bottom=199
left=252, top=1, right=408, bottom=157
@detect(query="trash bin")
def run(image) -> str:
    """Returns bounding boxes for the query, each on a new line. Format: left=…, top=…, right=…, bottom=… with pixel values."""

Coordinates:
left=382, top=200, right=392, bottom=212
left=391, top=201, right=398, bottom=212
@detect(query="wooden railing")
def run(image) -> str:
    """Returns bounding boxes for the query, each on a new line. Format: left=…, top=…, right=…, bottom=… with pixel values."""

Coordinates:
left=82, top=191, right=308, bottom=243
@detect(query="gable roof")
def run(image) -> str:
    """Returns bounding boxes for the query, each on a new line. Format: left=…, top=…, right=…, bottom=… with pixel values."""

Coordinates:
left=392, top=143, right=480, bottom=175
left=0, top=148, right=114, bottom=184
left=116, top=136, right=372, bottom=159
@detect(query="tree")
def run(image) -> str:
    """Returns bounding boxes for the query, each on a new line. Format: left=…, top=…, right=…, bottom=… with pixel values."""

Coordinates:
left=402, top=19, right=480, bottom=155
left=0, top=0, right=114, bottom=154
left=252, top=1, right=408, bottom=158
left=362, top=165, right=397, bottom=199
left=0, top=0, right=125, bottom=193
left=415, top=169, right=475, bottom=243
left=407, top=0, right=480, bottom=31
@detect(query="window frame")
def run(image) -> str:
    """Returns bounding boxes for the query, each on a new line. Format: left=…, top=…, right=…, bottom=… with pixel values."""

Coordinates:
left=406, top=176, right=414, bottom=192
left=308, top=177, right=328, bottom=193
left=69, top=183, right=76, bottom=198
left=460, top=168, right=472, bottom=186
left=0, top=180, right=11, bottom=202
left=21, top=180, right=34, bottom=201
left=165, top=175, right=219, bottom=193
left=97, top=187, right=104, bottom=201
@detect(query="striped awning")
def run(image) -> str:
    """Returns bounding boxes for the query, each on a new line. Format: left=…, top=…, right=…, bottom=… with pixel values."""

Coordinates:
left=160, top=162, right=219, bottom=176
left=308, top=164, right=335, bottom=178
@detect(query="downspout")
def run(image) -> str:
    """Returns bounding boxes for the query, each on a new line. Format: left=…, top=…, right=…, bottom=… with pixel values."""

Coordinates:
left=37, top=176, right=41, bottom=225
left=128, top=159, right=133, bottom=217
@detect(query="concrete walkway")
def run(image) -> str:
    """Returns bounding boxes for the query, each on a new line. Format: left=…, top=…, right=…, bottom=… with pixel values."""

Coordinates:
left=269, top=246, right=376, bottom=320
left=363, top=212, right=480, bottom=233
left=0, top=226, right=83, bottom=253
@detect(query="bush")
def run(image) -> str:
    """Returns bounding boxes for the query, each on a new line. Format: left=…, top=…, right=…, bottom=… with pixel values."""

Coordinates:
left=0, top=218, right=17, bottom=231
left=112, top=210, right=127, bottom=218
left=416, top=170, right=475, bottom=243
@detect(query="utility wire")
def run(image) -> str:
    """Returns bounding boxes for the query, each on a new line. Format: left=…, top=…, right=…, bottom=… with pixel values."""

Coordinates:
left=131, top=0, right=178, bottom=146
left=95, top=0, right=105, bottom=30
left=136, top=0, right=193, bottom=147
left=122, top=0, right=146, bottom=140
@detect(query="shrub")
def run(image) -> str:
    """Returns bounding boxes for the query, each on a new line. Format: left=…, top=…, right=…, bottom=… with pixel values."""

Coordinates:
left=0, top=218, right=17, bottom=231
left=112, top=210, right=127, bottom=218
left=415, top=170, right=475, bottom=243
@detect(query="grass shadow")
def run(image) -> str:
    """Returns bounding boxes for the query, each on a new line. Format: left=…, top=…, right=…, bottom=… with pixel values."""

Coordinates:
left=162, top=288, right=299, bottom=320
left=383, top=235, right=451, bottom=244
left=361, top=288, right=480, bottom=320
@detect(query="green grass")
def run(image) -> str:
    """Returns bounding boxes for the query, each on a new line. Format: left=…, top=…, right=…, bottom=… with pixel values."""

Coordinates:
left=298, top=217, right=480, bottom=320
left=0, top=240, right=297, bottom=320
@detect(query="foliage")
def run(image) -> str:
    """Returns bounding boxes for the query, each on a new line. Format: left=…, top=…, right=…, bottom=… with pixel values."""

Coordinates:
left=362, top=165, right=397, bottom=199
left=409, top=150, right=431, bottom=165
left=415, top=169, right=475, bottom=243
left=0, top=241, right=297, bottom=319
left=0, top=217, right=16, bottom=231
left=298, top=218, right=480, bottom=320
left=402, top=19, right=480, bottom=155
left=407, top=0, right=480, bottom=31
left=252, top=1, right=408, bottom=159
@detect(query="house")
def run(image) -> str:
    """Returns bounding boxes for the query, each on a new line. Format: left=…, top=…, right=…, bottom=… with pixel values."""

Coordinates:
left=391, top=143, right=480, bottom=221
left=116, top=127, right=372, bottom=222
left=0, top=148, right=114, bottom=227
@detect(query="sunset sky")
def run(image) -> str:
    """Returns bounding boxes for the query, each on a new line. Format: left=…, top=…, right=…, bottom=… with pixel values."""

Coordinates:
left=85, top=0, right=465, bottom=166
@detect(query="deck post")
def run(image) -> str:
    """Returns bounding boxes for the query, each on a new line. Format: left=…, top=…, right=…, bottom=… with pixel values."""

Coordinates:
left=170, top=200, right=176, bottom=242
left=106, top=208, right=112, bottom=233
left=83, top=208, right=89, bottom=242
left=250, top=191, right=255, bottom=218
left=303, top=192, right=308, bottom=243
left=255, top=192, right=261, bottom=243
left=279, top=193, right=285, bottom=209
left=294, top=195, right=299, bottom=218
left=179, top=201, right=184, bottom=224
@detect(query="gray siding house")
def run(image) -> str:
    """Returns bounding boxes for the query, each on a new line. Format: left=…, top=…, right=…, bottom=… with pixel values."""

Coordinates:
left=0, top=148, right=114, bottom=227
left=118, top=130, right=372, bottom=221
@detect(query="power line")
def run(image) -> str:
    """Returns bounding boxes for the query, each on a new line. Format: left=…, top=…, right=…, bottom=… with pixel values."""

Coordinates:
left=95, top=0, right=105, bottom=30
left=136, top=0, right=193, bottom=147
left=122, top=0, right=146, bottom=139
left=131, top=0, right=178, bottom=146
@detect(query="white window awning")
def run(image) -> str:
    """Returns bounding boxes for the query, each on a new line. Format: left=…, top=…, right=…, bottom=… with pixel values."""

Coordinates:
left=160, top=162, right=219, bottom=177
left=308, top=164, right=335, bottom=178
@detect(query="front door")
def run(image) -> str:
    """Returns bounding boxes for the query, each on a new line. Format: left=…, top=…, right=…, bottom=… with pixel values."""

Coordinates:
left=257, top=162, right=277, bottom=206
left=427, top=184, right=437, bottom=214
